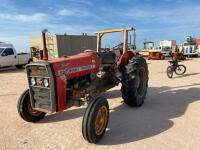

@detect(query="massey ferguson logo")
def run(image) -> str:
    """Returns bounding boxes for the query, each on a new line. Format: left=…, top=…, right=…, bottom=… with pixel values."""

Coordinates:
left=36, top=78, right=43, bottom=85
left=58, top=65, right=96, bottom=76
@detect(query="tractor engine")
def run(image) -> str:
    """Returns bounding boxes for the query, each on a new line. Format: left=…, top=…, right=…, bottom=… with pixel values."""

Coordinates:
left=25, top=51, right=119, bottom=113
left=66, top=51, right=120, bottom=108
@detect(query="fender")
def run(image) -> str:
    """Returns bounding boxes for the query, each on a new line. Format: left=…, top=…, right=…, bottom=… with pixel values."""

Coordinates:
left=117, top=50, right=134, bottom=71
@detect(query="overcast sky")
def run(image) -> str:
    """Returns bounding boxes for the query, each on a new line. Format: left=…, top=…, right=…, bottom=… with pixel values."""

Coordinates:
left=0, top=0, right=200, bottom=52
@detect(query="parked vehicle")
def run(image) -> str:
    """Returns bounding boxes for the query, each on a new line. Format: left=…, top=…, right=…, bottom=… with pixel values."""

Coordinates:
left=180, top=36, right=198, bottom=57
left=160, top=40, right=176, bottom=55
left=166, top=59, right=186, bottom=78
left=0, top=43, right=32, bottom=68
left=17, top=27, right=149, bottom=143
left=139, top=41, right=154, bottom=57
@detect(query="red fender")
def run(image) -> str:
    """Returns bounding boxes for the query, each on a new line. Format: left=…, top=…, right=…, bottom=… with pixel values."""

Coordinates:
left=117, top=50, right=134, bottom=71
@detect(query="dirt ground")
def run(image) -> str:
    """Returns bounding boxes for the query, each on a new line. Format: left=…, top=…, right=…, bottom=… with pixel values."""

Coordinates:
left=1, top=59, right=200, bottom=150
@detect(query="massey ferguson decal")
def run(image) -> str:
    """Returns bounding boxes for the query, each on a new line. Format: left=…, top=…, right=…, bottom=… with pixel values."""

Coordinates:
left=58, top=64, right=96, bottom=76
left=61, top=62, right=69, bottom=68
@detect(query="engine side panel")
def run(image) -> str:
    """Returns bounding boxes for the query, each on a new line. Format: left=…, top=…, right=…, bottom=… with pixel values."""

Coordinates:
left=56, top=76, right=67, bottom=112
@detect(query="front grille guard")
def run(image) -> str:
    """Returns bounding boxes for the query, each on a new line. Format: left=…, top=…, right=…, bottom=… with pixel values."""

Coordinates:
left=26, top=62, right=57, bottom=113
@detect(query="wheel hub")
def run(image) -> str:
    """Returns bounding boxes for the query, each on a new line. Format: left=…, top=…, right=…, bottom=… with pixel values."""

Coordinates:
left=28, top=101, right=42, bottom=116
left=95, top=106, right=108, bottom=136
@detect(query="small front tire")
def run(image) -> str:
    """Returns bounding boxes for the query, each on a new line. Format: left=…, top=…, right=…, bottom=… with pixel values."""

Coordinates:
left=82, top=97, right=109, bottom=143
left=17, top=89, right=46, bottom=122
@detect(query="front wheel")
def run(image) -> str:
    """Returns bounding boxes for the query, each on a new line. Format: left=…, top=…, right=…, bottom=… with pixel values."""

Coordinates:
left=167, top=66, right=173, bottom=78
left=17, top=89, right=46, bottom=122
left=175, top=65, right=186, bottom=75
left=82, top=97, right=109, bottom=143
left=16, top=65, right=23, bottom=69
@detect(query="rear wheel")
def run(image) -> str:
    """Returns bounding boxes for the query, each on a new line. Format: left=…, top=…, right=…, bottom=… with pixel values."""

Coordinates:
left=167, top=66, right=173, bottom=78
left=82, top=97, right=109, bottom=143
left=161, top=55, right=165, bottom=60
left=28, top=59, right=33, bottom=64
left=121, top=57, right=148, bottom=107
left=175, top=65, right=186, bottom=75
left=16, top=65, right=23, bottom=69
left=17, top=89, right=46, bottom=122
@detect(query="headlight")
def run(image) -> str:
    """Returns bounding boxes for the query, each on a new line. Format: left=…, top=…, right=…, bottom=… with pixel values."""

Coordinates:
left=30, top=77, right=36, bottom=86
left=43, top=79, right=49, bottom=87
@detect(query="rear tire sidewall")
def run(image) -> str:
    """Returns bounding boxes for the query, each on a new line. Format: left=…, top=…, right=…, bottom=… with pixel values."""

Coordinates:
left=121, top=57, right=148, bottom=107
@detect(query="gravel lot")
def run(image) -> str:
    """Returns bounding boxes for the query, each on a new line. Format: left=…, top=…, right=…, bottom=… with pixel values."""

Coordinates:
left=1, top=59, right=200, bottom=150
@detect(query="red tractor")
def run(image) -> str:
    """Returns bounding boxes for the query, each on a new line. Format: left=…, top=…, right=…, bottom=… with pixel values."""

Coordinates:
left=17, top=27, right=149, bottom=143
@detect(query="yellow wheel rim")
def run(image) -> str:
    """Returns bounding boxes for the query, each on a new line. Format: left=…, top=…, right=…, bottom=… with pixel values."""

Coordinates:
left=95, top=106, right=108, bottom=136
left=28, top=101, right=42, bottom=116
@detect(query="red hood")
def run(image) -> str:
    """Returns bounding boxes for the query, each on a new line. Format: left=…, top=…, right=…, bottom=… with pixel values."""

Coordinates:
left=47, top=51, right=100, bottom=78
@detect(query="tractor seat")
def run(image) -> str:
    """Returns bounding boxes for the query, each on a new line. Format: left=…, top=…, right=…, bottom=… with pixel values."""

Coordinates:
left=97, top=51, right=116, bottom=64
left=97, top=51, right=116, bottom=71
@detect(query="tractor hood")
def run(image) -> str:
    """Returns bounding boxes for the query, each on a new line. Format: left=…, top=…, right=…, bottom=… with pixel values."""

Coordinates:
left=47, top=51, right=100, bottom=79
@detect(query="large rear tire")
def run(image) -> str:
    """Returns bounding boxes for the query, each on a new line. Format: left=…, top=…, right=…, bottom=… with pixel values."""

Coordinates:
left=82, top=97, right=109, bottom=143
left=17, top=89, right=46, bottom=122
left=121, top=57, right=148, bottom=107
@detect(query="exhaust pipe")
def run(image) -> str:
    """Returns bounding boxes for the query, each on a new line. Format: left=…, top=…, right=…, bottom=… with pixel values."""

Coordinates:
left=42, top=29, right=48, bottom=60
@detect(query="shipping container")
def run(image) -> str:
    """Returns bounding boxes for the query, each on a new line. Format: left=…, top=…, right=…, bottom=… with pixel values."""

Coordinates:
left=30, top=33, right=97, bottom=61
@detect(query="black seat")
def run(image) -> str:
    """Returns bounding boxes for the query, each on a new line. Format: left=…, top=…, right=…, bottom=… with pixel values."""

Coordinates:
left=97, top=51, right=116, bottom=64
left=97, top=51, right=116, bottom=72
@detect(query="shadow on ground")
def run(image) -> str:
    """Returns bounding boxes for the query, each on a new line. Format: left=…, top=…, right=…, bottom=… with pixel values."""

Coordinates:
left=173, top=73, right=200, bottom=78
left=98, top=85, right=200, bottom=145
left=40, top=89, right=122, bottom=123
left=0, top=67, right=24, bottom=74
left=158, top=71, right=200, bottom=77
left=39, top=108, right=86, bottom=123
left=38, top=85, right=200, bottom=145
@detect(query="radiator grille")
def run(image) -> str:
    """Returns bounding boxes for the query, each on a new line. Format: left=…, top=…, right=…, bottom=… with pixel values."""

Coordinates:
left=27, top=65, right=52, bottom=111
